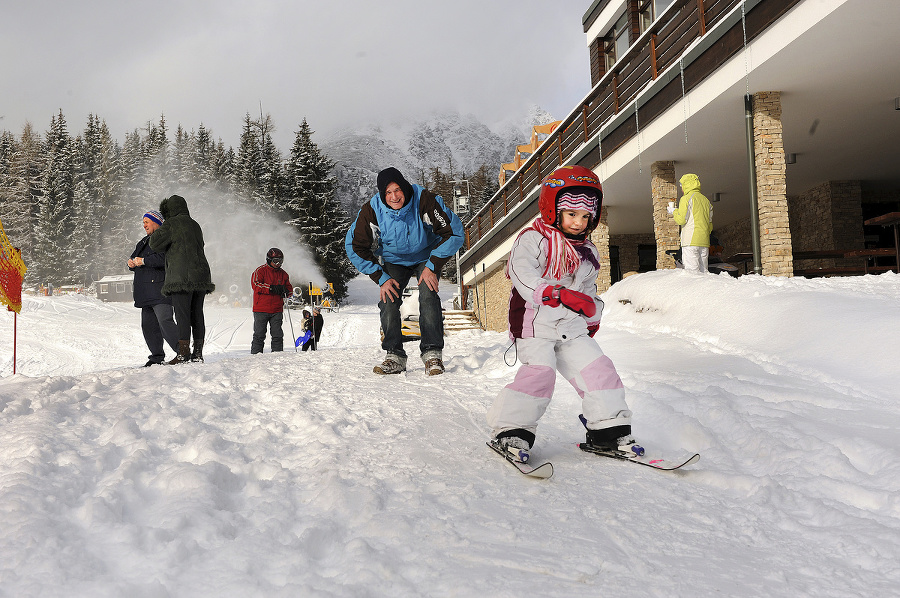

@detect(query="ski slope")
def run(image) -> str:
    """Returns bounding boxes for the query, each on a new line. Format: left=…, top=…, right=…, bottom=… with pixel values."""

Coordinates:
left=1, top=271, right=898, bottom=597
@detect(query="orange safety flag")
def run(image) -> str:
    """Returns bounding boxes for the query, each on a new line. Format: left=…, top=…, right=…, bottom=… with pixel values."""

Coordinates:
left=0, top=218, right=27, bottom=314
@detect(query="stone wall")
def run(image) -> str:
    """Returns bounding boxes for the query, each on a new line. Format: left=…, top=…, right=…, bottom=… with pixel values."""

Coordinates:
left=651, top=161, right=680, bottom=269
left=473, top=264, right=512, bottom=333
left=789, top=180, right=864, bottom=269
left=611, top=233, right=656, bottom=275
left=591, top=205, right=612, bottom=293
left=716, top=216, right=751, bottom=256
left=753, top=91, right=793, bottom=277
left=831, top=182, right=865, bottom=252
left=862, top=186, right=900, bottom=206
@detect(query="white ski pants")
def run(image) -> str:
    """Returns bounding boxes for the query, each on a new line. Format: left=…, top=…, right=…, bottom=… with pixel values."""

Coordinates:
left=682, top=245, right=709, bottom=273
left=486, top=335, right=631, bottom=440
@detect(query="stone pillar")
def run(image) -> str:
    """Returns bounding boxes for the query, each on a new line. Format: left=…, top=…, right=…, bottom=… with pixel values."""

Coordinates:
left=753, top=91, right=793, bottom=277
left=591, top=205, right=612, bottom=292
left=477, top=264, right=512, bottom=333
left=651, top=160, right=680, bottom=269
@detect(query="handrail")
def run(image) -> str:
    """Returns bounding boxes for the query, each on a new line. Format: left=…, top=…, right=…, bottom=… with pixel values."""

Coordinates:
left=463, top=0, right=742, bottom=253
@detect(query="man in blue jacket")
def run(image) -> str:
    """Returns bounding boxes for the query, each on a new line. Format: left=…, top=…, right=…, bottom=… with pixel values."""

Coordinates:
left=345, top=167, right=464, bottom=375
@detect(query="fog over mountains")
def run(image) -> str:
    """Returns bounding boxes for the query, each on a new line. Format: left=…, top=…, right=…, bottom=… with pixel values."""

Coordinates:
left=321, top=105, right=556, bottom=216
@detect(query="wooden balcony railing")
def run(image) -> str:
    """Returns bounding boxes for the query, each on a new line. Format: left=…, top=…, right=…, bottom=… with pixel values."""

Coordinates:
left=461, top=0, right=797, bottom=266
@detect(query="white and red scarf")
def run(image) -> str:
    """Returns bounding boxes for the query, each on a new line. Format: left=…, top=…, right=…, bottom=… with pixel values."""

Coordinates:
left=530, top=217, right=583, bottom=280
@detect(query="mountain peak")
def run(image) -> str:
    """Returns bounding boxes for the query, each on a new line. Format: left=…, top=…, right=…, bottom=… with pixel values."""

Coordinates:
left=322, top=107, right=553, bottom=215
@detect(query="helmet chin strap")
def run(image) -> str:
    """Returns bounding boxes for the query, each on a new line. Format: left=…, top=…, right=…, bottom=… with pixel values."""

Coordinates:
left=563, top=230, right=588, bottom=242
left=555, top=214, right=591, bottom=242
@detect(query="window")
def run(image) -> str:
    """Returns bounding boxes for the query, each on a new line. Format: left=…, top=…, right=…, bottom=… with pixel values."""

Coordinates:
left=610, top=246, right=622, bottom=283
left=604, top=12, right=631, bottom=71
left=614, top=13, right=630, bottom=61
left=100, top=284, right=108, bottom=294
left=638, top=244, right=657, bottom=272
left=639, top=0, right=676, bottom=33
left=604, top=37, right=616, bottom=72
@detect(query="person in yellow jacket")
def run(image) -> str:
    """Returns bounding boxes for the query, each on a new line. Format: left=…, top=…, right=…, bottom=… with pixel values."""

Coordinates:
left=668, top=173, right=713, bottom=272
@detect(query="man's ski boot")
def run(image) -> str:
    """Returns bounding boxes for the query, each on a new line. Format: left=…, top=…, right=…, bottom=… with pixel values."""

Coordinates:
left=373, top=353, right=407, bottom=375
left=422, top=350, right=444, bottom=376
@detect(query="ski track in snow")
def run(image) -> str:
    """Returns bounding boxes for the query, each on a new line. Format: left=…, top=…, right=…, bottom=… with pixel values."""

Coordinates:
left=0, top=274, right=899, bottom=596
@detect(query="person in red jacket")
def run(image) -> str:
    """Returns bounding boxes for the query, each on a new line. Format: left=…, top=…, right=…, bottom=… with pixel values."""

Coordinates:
left=250, top=248, right=292, bottom=354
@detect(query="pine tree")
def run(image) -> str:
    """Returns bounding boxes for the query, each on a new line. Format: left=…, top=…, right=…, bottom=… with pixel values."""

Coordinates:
left=73, top=115, right=127, bottom=280
left=0, top=132, right=30, bottom=250
left=258, top=121, right=283, bottom=210
left=468, top=163, right=499, bottom=220
left=143, top=115, right=170, bottom=204
left=33, top=110, right=77, bottom=286
left=236, top=114, right=266, bottom=210
left=283, top=118, right=355, bottom=301
left=5, top=124, right=45, bottom=281
left=173, top=124, right=197, bottom=187
left=194, top=124, right=215, bottom=187
left=69, top=115, right=104, bottom=282
left=69, top=145, right=93, bottom=277
left=93, top=118, right=129, bottom=278
left=214, top=141, right=236, bottom=194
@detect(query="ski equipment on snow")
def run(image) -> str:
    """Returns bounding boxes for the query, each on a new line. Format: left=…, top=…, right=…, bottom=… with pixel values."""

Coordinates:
left=578, top=443, right=700, bottom=471
left=487, top=440, right=553, bottom=479
left=577, top=413, right=697, bottom=470
left=296, top=329, right=312, bottom=347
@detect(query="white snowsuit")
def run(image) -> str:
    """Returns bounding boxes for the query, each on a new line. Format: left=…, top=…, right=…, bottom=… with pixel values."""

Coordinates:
left=486, top=229, right=631, bottom=442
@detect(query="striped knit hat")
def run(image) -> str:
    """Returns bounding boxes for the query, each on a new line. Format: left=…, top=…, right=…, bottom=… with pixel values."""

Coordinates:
left=556, top=190, right=598, bottom=219
left=143, top=210, right=164, bottom=226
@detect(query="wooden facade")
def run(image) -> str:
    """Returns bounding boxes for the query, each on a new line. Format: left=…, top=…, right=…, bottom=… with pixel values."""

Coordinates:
left=459, top=0, right=800, bottom=277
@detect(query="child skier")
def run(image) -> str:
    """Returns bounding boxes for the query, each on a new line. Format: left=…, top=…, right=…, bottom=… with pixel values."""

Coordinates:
left=486, top=165, right=634, bottom=460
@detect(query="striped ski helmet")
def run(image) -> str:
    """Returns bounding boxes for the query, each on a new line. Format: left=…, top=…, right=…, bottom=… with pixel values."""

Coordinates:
left=538, top=165, right=603, bottom=234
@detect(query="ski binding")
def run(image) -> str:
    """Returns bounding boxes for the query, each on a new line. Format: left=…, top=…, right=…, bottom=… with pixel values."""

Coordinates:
left=487, top=441, right=553, bottom=479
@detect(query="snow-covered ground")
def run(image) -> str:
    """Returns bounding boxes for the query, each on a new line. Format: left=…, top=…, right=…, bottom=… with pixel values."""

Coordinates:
left=1, top=271, right=899, bottom=597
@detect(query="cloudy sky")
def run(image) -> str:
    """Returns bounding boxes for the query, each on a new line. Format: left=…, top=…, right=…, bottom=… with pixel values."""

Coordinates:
left=1, top=0, right=592, bottom=150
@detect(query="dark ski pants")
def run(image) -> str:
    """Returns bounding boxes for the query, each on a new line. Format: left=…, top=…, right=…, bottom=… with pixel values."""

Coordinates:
left=171, top=291, right=206, bottom=345
left=141, top=303, right=178, bottom=363
left=379, top=261, right=444, bottom=359
left=301, top=333, right=318, bottom=351
left=251, top=311, right=284, bottom=354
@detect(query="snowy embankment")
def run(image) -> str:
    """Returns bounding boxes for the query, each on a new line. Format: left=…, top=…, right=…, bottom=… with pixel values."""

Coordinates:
left=1, top=272, right=899, bottom=597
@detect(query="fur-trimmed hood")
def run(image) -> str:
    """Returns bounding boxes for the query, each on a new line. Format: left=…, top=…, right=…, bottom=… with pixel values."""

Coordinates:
left=148, top=195, right=215, bottom=295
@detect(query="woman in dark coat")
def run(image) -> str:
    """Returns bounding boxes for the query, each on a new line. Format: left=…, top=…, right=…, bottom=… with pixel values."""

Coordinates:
left=149, top=194, right=215, bottom=363
left=128, top=210, right=178, bottom=366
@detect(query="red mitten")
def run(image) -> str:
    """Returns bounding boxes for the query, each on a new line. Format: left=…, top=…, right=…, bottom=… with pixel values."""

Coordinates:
left=558, top=288, right=597, bottom=318
left=587, top=323, right=599, bottom=337
left=540, top=285, right=563, bottom=308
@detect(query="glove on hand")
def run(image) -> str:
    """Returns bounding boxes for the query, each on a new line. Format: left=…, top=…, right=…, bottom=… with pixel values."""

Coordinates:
left=541, top=285, right=563, bottom=308
left=667, top=205, right=675, bottom=215
left=270, top=284, right=284, bottom=296
left=541, top=285, right=597, bottom=318
left=587, top=323, right=599, bottom=337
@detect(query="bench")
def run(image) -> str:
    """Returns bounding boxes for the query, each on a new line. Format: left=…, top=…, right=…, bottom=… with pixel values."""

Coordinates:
left=793, top=247, right=898, bottom=276
left=793, top=265, right=896, bottom=278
